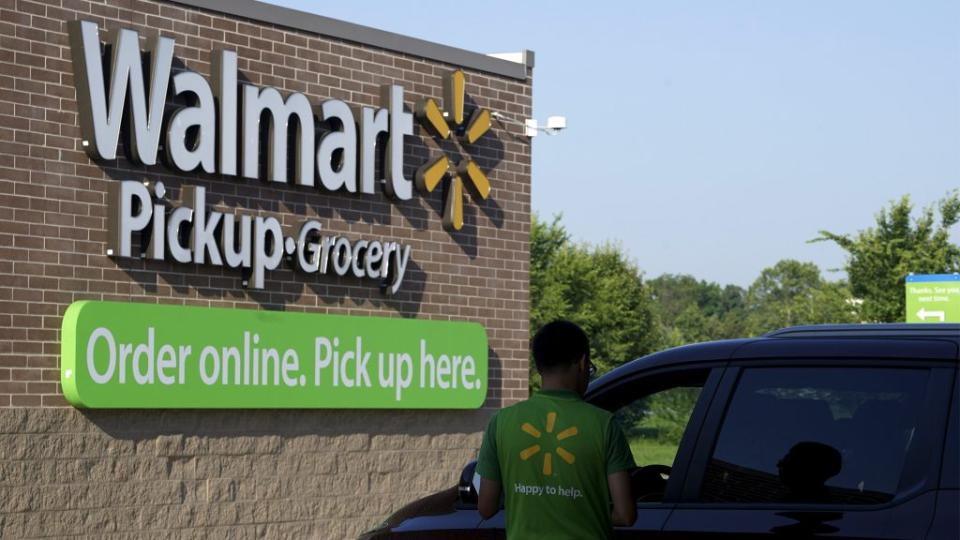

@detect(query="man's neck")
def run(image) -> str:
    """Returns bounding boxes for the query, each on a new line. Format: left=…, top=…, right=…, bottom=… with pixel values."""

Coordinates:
left=540, top=380, right=578, bottom=393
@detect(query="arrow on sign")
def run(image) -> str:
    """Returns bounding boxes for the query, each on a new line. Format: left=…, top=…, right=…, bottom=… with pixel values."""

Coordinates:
left=917, top=308, right=946, bottom=322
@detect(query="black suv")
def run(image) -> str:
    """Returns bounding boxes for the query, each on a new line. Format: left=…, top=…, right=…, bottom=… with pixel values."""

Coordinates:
left=363, top=324, right=960, bottom=539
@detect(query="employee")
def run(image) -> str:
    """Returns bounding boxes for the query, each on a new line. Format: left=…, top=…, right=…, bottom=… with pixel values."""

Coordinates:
left=477, top=320, right=636, bottom=538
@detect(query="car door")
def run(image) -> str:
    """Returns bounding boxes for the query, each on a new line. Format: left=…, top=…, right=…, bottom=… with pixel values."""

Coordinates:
left=586, top=364, right=727, bottom=539
left=926, top=367, right=959, bottom=540
left=662, top=339, right=957, bottom=539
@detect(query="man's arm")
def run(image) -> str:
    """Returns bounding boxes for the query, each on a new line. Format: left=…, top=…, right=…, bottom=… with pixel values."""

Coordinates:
left=478, top=477, right=501, bottom=519
left=476, top=413, right=501, bottom=520
left=608, top=470, right=636, bottom=527
left=605, top=417, right=637, bottom=527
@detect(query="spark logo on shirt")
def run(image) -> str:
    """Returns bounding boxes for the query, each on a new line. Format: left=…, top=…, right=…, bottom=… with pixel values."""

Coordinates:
left=519, top=411, right=579, bottom=475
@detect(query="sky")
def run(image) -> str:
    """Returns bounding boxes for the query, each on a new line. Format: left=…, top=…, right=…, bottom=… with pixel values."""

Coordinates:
left=262, top=0, right=959, bottom=287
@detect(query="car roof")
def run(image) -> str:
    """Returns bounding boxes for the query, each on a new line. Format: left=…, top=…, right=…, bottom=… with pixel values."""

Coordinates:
left=590, top=323, right=960, bottom=389
left=764, top=323, right=960, bottom=339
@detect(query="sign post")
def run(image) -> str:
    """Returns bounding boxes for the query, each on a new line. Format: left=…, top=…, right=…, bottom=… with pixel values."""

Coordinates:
left=905, top=274, right=960, bottom=323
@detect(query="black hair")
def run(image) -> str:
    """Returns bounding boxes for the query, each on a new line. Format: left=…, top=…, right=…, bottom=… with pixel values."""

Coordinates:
left=532, top=320, right=589, bottom=373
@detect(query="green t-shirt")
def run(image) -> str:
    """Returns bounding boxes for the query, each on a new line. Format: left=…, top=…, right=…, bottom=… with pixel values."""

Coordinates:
left=477, top=389, right=636, bottom=539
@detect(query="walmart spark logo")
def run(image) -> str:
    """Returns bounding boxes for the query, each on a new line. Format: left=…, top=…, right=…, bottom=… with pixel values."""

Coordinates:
left=520, top=412, right=579, bottom=476
left=415, top=70, right=492, bottom=231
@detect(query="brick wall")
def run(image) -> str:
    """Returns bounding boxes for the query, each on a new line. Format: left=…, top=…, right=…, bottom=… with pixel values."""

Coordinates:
left=0, top=0, right=532, bottom=536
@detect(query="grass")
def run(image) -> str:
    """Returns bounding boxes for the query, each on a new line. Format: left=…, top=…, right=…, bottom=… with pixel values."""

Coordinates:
left=628, top=438, right=679, bottom=467
left=617, top=386, right=700, bottom=468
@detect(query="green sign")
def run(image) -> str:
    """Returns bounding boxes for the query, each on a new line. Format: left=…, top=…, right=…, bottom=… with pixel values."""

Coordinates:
left=905, top=274, right=960, bottom=323
left=61, top=301, right=488, bottom=409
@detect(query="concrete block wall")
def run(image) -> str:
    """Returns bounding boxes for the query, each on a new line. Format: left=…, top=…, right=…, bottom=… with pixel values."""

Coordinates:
left=0, top=0, right=532, bottom=536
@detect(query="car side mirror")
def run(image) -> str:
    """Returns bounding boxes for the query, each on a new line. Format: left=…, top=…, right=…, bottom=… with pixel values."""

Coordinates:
left=458, top=460, right=479, bottom=505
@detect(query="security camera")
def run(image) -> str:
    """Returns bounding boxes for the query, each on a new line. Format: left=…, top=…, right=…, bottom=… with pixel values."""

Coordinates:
left=491, top=112, right=568, bottom=137
left=545, top=116, right=567, bottom=131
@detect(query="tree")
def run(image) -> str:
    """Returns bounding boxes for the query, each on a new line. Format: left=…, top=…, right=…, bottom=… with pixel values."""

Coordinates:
left=812, top=191, right=960, bottom=322
left=530, top=215, right=660, bottom=389
left=744, top=259, right=857, bottom=334
left=648, top=274, right=747, bottom=346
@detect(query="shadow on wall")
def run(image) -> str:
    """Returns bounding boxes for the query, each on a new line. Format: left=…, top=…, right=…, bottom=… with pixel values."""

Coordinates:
left=305, top=258, right=428, bottom=319
left=103, top=237, right=428, bottom=317
left=81, top=408, right=492, bottom=445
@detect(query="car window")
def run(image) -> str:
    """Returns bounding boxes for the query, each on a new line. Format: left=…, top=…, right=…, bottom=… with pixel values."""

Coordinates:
left=699, top=367, right=930, bottom=505
left=614, top=384, right=704, bottom=504
left=616, top=386, right=703, bottom=469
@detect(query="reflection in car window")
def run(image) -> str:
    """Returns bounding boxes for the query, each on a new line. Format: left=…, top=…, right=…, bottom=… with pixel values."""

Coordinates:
left=615, top=386, right=702, bottom=469
left=700, top=367, right=929, bottom=505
